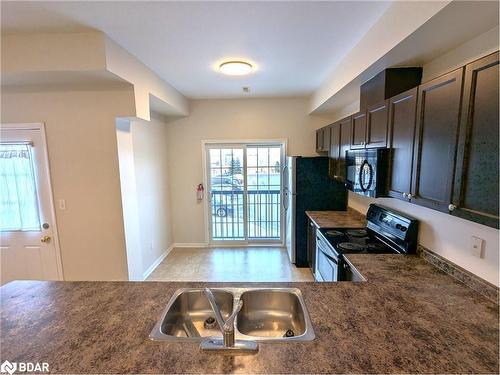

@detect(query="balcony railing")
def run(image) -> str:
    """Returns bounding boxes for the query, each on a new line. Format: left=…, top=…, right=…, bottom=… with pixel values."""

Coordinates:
left=211, top=189, right=281, bottom=240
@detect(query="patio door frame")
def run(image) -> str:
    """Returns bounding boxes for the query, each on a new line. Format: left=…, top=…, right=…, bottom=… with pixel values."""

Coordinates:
left=201, top=139, right=287, bottom=246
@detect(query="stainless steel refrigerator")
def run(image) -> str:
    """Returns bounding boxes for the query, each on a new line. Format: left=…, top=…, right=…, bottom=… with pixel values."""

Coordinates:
left=283, top=156, right=347, bottom=267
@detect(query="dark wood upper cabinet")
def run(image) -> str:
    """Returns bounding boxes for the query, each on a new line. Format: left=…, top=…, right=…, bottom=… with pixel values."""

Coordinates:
left=316, top=128, right=324, bottom=153
left=366, top=100, right=389, bottom=148
left=451, top=52, right=499, bottom=228
left=360, top=67, right=423, bottom=109
left=411, top=68, right=464, bottom=212
left=338, top=116, right=352, bottom=182
left=328, top=122, right=341, bottom=177
left=329, top=123, right=340, bottom=160
left=322, top=126, right=331, bottom=152
left=387, top=88, right=418, bottom=201
left=351, top=111, right=367, bottom=149
left=316, top=126, right=330, bottom=154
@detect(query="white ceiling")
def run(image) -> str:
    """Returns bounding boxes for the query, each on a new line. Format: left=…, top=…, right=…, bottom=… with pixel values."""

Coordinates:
left=1, top=1, right=391, bottom=99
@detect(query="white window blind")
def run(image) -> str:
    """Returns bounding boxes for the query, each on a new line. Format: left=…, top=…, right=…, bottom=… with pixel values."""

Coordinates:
left=0, top=143, right=41, bottom=231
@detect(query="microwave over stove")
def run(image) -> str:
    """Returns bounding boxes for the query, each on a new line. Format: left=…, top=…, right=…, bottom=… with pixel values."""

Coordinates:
left=345, top=148, right=388, bottom=198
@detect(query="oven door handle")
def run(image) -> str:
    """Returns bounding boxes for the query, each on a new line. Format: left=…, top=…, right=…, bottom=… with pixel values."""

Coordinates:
left=317, top=242, right=338, bottom=263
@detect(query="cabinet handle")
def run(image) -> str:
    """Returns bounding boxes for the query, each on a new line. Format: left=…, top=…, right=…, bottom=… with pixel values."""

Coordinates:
left=448, top=204, right=456, bottom=212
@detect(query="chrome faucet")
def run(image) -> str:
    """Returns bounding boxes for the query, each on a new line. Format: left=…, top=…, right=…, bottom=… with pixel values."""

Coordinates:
left=202, top=288, right=258, bottom=353
left=204, top=288, right=242, bottom=347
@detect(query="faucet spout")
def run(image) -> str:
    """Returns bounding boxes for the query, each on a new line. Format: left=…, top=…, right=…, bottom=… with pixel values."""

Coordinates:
left=203, top=288, right=227, bottom=331
left=203, top=288, right=243, bottom=347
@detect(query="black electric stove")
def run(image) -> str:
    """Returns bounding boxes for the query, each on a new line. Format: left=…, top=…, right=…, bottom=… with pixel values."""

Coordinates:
left=315, top=204, right=419, bottom=282
left=318, top=227, right=398, bottom=255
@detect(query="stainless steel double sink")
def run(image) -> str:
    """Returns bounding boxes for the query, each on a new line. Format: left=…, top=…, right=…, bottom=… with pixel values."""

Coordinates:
left=150, top=288, right=315, bottom=343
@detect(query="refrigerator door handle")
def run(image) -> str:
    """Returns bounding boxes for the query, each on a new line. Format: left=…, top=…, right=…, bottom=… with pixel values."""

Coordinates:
left=282, top=165, right=288, bottom=190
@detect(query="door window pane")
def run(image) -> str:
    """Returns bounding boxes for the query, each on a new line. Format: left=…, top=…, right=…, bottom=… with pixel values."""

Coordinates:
left=209, top=148, right=244, bottom=240
left=247, top=146, right=281, bottom=239
left=0, top=144, right=41, bottom=231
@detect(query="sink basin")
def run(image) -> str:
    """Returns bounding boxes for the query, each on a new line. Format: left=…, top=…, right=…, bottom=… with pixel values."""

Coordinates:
left=150, top=288, right=233, bottom=340
left=150, top=287, right=314, bottom=342
left=236, top=289, right=311, bottom=340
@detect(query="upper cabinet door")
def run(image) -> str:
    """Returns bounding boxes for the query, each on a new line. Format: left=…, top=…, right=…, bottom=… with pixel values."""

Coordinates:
left=452, top=52, right=499, bottom=228
left=338, top=116, right=352, bottom=182
left=411, top=68, right=464, bottom=212
left=351, top=111, right=367, bottom=149
left=387, top=88, right=418, bottom=201
left=366, top=100, right=388, bottom=148
left=322, top=126, right=331, bottom=152
left=329, top=123, right=340, bottom=160
left=316, top=128, right=324, bottom=153
left=328, top=123, right=341, bottom=177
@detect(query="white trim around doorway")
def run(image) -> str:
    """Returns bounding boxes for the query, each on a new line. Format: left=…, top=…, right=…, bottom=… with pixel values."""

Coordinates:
left=201, top=139, right=288, bottom=246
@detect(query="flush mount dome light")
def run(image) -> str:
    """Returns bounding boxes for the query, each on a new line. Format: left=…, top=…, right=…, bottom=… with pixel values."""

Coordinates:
left=219, top=61, right=253, bottom=76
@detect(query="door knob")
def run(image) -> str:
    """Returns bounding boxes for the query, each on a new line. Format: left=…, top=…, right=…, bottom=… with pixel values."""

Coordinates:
left=40, top=236, right=51, bottom=243
left=448, top=204, right=456, bottom=212
left=402, top=192, right=407, bottom=198
left=407, top=193, right=412, bottom=199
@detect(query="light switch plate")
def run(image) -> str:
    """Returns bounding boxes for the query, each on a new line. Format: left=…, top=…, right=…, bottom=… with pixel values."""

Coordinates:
left=58, top=199, right=66, bottom=210
left=471, top=236, right=484, bottom=258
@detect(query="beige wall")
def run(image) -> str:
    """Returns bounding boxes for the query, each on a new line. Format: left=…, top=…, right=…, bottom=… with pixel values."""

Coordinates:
left=130, top=116, right=173, bottom=277
left=345, top=30, right=500, bottom=286
left=166, top=97, right=331, bottom=244
left=1, top=88, right=135, bottom=280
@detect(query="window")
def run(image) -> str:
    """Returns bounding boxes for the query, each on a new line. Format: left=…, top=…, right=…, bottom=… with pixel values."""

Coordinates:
left=0, top=143, right=41, bottom=231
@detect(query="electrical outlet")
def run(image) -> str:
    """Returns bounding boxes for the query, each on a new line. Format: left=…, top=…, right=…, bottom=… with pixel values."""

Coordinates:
left=470, top=236, right=484, bottom=258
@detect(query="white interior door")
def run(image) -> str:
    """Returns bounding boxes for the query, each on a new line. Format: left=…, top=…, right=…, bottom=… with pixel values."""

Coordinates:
left=0, top=123, right=62, bottom=285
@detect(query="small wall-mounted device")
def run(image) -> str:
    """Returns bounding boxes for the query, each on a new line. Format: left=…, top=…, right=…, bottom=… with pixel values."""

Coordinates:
left=196, top=183, right=204, bottom=202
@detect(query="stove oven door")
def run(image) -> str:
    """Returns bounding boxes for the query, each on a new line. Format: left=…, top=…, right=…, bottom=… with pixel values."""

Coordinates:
left=316, top=238, right=339, bottom=282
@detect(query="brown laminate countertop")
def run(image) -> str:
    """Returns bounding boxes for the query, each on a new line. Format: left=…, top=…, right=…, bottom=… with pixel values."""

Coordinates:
left=1, top=255, right=498, bottom=374
left=306, top=209, right=366, bottom=228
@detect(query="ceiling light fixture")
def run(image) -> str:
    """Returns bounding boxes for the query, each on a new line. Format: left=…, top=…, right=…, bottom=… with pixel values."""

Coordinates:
left=219, top=61, right=253, bottom=76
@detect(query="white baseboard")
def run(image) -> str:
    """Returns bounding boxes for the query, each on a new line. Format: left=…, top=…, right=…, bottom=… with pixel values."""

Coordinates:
left=142, top=245, right=174, bottom=280
left=171, top=243, right=284, bottom=248
left=172, top=243, right=208, bottom=248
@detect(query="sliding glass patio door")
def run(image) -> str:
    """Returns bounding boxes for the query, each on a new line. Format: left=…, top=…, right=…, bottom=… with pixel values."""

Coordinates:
left=205, top=143, right=283, bottom=244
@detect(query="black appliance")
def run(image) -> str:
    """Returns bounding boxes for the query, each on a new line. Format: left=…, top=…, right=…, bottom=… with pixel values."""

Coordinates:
left=315, top=204, right=418, bottom=282
left=284, top=156, right=347, bottom=268
left=345, top=148, right=388, bottom=198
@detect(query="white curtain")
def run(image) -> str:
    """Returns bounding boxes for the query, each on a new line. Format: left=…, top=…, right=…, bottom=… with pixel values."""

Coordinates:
left=0, top=144, right=41, bottom=231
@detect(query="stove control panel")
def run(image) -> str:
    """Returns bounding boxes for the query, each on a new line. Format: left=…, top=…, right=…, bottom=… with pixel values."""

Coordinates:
left=366, top=204, right=419, bottom=253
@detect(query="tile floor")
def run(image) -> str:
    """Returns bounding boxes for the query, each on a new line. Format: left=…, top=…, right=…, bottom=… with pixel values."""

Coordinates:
left=146, top=247, right=314, bottom=282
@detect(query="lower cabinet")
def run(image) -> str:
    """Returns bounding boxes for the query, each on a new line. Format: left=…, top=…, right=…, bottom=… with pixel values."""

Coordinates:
left=451, top=52, right=499, bottom=228
left=387, top=87, right=418, bottom=201
left=411, top=68, right=464, bottom=213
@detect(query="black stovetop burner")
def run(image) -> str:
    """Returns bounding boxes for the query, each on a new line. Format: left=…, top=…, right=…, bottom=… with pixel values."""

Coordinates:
left=319, top=227, right=396, bottom=256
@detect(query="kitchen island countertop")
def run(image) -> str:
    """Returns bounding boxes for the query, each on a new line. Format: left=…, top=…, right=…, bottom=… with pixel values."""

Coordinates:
left=1, top=254, right=498, bottom=374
